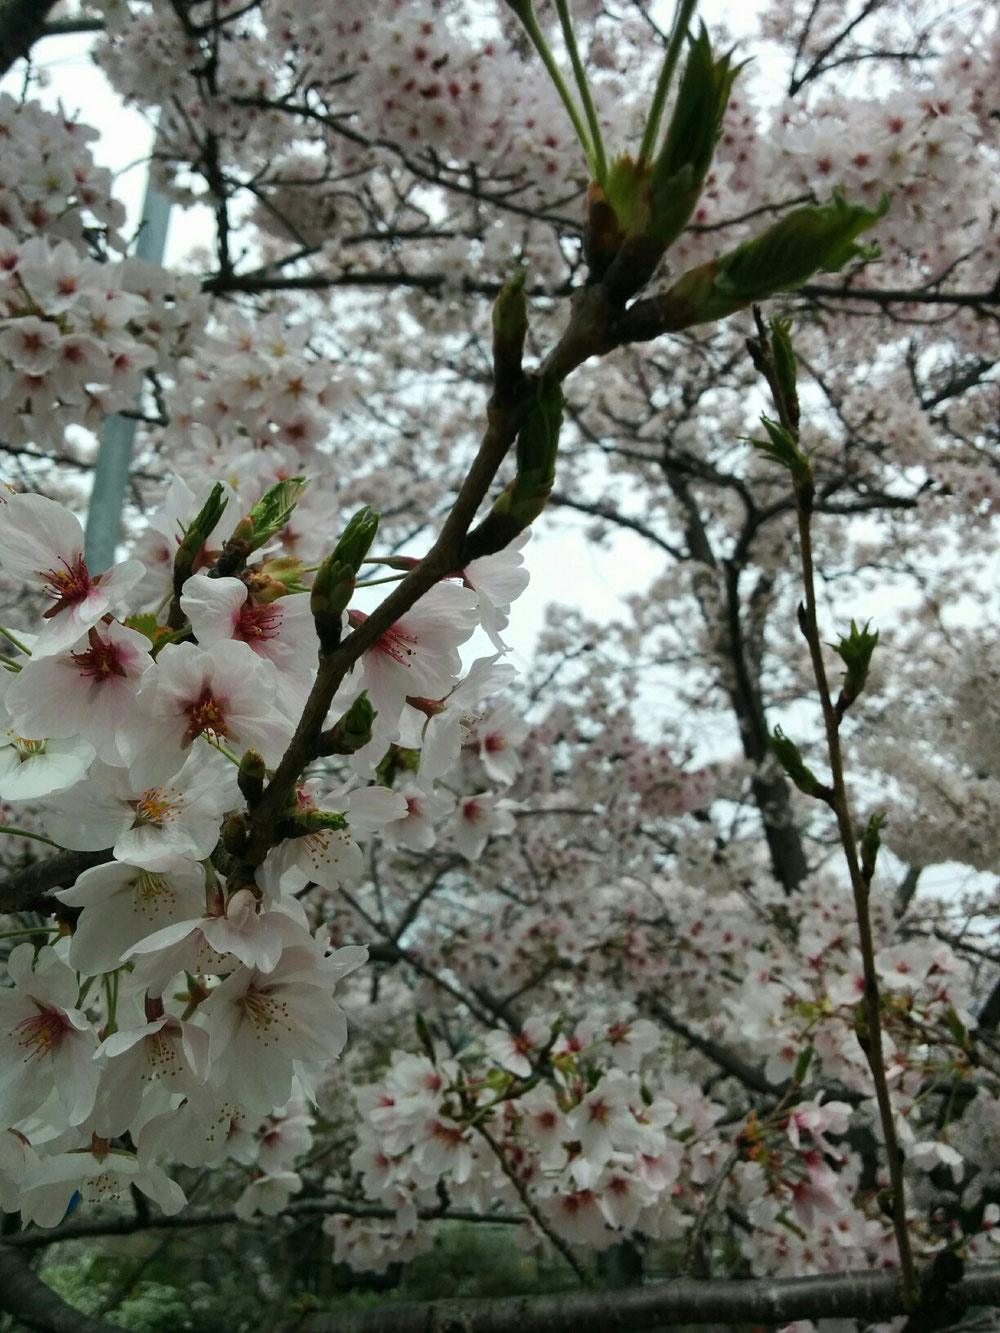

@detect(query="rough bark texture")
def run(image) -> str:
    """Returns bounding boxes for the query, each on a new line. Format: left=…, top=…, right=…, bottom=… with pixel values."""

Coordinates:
left=0, top=849, right=113, bottom=914
left=275, top=1264, right=1000, bottom=1333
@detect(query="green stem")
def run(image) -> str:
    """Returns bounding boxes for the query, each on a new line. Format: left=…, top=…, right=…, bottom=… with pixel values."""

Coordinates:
left=554, top=0, right=607, bottom=183
left=355, top=573, right=408, bottom=589
left=0, top=926, right=61, bottom=940
left=0, top=825, right=61, bottom=848
left=0, top=625, right=32, bottom=656
left=506, top=0, right=598, bottom=177
left=639, top=0, right=698, bottom=163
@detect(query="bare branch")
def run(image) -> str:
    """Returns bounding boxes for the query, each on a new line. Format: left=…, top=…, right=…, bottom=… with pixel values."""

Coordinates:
left=278, top=1260, right=1000, bottom=1333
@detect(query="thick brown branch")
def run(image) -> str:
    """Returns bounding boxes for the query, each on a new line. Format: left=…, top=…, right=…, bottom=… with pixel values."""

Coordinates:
left=1, top=1198, right=525, bottom=1250
left=0, top=1243, right=121, bottom=1333
left=279, top=1262, right=1000, bottom=1333
left=0, top=849, right=113, bottom=914
left=0, top=0, right=60, bottom=76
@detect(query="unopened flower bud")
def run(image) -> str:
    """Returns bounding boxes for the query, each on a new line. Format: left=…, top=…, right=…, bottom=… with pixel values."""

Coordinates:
left=174, top=482, right=227, bottom=592
left=321, top=692, right=377, bottom=755
left=237, top=749, right=266, bottom=805
left=311, top=506, right=380, bottom=652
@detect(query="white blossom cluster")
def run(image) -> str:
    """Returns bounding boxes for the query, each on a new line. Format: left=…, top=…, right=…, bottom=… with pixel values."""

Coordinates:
left=0, top=482, right=531, bottom=1226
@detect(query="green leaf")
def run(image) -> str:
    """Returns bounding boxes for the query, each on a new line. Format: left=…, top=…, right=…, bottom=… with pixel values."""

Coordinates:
left=770, top=725, right=830, bottom=800
left=228, top=477, right=308, bottom=554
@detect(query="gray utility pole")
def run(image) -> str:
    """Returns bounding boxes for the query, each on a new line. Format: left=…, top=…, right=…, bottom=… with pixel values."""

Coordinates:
left=83, top=160, right=171, bottom=573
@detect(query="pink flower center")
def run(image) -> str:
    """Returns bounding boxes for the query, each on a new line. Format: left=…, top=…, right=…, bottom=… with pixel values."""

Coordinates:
left=40, top=553, right=95, bottom=619
left=374, top=623, right=419, bottom=667
left=185, top=687, right=229, bottom=743
left=71, top=626, right=128, bottom=678
left=351, top=610, right=420, bottom=668
left=430, top=1120, right=463, bottom=1149
left=236, top=602, right=281, bottom=643
left=14, top=1005, right=70, bottom=1060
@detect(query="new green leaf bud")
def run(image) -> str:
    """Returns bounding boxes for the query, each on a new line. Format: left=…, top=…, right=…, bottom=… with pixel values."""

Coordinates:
left=227, top=478, right=308, bottom=556
left=123, top=613, right=159, bottom=644
left=770, top=725, right=832, bottom=801
left=769, top=317, right=799, bottom=426
left=295, top=808, right=349, bottom=835
left=481, top=377, right=565, bottom=549
left=311, top=506, right=381, bottom=651
left=321, top=692, right=377, bottom=755
left=711, top=190, right=889, bottom=312
left=750, top=415, right=814, bottom=503
left=792, top=1044, right=815, bottom=1084
left=245, top=556, right=309, bottom=603
left=174, top=482, right=227, bottom=591
left=648, top=27, right=742, bottom=245
left=859, top=810, right=887, bottom=886
left=660, top=191, right=889, bottom=325
left=831, top=618, right=879, bottom=713
left=414, top=1012, right=436, bottom=1062
left=943, top=1005, right=972, bottom=1054
left=222, top=813, right=249, bottom=855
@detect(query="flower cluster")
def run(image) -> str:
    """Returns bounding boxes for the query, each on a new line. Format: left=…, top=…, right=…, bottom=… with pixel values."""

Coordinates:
left=330, top=1014, right=720, bottom=1268
left=0, top=480, right=532, bottom=1226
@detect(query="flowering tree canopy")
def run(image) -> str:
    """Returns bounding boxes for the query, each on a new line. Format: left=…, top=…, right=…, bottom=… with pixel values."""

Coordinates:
left=0, top=1, right=998, bottom=1331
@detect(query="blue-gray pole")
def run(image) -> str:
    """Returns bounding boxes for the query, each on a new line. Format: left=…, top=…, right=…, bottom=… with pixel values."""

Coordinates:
left=84, top=159, right=171, bottom=573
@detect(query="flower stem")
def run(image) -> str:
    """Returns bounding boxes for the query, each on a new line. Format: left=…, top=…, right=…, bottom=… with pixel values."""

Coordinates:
left=355, top=573, right=408, bottom=589
left=0, top=825, right=61, bottom=848
left=753, top=316, right=919, bottom=1310
left=639, top=0, right=699, bottom=164
left=0, top=625, right=32, bottom=656
left=554, top=0, right=607, bottom=183
left=504, top=0, right=598, bottom=178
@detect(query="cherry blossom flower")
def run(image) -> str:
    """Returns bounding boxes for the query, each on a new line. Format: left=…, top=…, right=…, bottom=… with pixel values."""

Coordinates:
left=0, top=491, right=144, bottom=657
left=124, top=639, right=293, bottom=786
left=484, top=1015, right=551, bottom=1077
left=785, top=1095, right=853, bottom=1156
left=5, top=619, right=151, bottom=764
left=462, top=530, right=531, bottom=653
left=234, top=1169, right=303, bottom=1219
left=180, top=573, right=318, bottom=719
left=382, top=783, right=455, bottom=852
left=476, top=699, right=529, bottom=786
left=0, top=944, right=99, bottom=1129
left=415, top=655, right=516, bottom=785
left=123, top=892, right=316, bottom=997
left=92, top=1011, right=209, bottom=1137
left=18, top=1142, right=185, bottom=1228
left=0, top=723, right=94, bottom=801
left=198, top=944, right=366, bottom=1113
left=350, top=583, right=480, bottom=729
left=55, top=854, right=207, bottom=975
left=449, top=791, right=517, bottom=860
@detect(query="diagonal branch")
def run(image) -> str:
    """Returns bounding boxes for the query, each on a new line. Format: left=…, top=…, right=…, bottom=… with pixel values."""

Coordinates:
left=0, top=1243, right=122, bottom=1333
